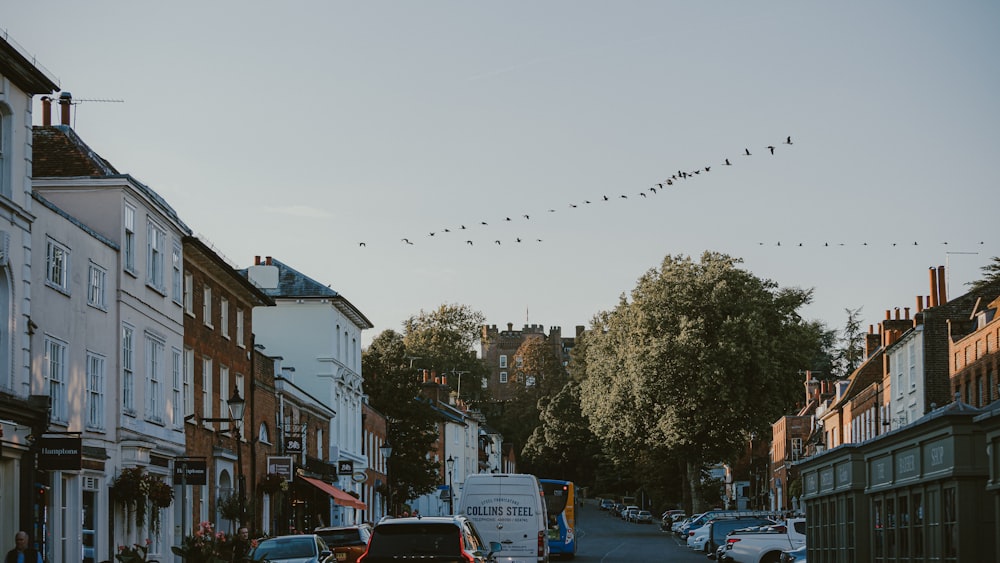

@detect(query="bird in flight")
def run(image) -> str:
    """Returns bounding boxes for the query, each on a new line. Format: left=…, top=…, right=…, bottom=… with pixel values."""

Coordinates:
left=650, top=187, right=657, bottom=193
left=570, top=204, right=578, bottom=208
left=784, top=136, right=793, bottom=145
left=401, top=238, right=413, bottom=245
left=704, top=166, right=711, bottom=172
left=640, top=192, right=647, bottom=198
left=603, top=195, right=609, bottom=201
left=767, top=146, right=776, bottom=155
left=516, top=238, right=522, bottom=243
left=466, top=240, right=473, bottom=246
left=584, top=200, right=591, bottom=204
left=724, top=158, right=732, bottom=166
left=443, top=228, right=451, bottom=233
left=359, top=242, right=366, bottom=247
left=744, top=148, right=751, bottom=156
left=481, top=221, right=488, bottom=226
left=505, top=217, right=511, bottom=222
left=495, top=240, right=501, bottom=245
left=523, top=214, right=530, bottom=219
left=428, top=232, right=436, bottom=237
left=620, top=195, right=628, bottom=199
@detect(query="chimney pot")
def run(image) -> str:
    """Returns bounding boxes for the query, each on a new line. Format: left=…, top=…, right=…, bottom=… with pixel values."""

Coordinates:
left=937, top=265, right=947, bottom=304
left=58, top=91, right=72, bottom=126
left=266, top=256, right=272, bottom=266
left=929, top=267, right=939, bottom=308
left=904, top=307, right=910, bottom=320
left=917, top=295, right=924, bottom=313
left=41, top=96, right=52, bottom=126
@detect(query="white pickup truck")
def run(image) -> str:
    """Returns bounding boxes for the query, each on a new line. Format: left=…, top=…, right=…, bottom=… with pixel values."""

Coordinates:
left=718, top=518, right=806, bottom=563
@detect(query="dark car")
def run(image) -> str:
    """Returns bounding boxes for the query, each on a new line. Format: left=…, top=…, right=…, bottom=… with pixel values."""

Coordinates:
left=314, top=525, right=372, bottom=563
left=357, top=515, right=500, bottom=563
left=251, top=534, right=335, bottom=563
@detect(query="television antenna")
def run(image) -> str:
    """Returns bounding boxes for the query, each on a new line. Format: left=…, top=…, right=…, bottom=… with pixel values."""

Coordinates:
left=68, top=97, right=125, bottom=128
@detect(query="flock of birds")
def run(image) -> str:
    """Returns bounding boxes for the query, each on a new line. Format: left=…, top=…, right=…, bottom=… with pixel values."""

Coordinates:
left=356, top=136, right=796, bottom=249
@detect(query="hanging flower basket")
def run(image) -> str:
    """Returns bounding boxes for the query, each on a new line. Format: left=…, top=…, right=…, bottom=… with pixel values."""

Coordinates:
left=113, top=467, right=149, bottom=529
left=147, top=478, right=174, bottom=535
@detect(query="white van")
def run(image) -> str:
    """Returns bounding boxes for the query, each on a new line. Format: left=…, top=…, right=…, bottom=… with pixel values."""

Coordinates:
left=458, top=473, right=549, bottom=563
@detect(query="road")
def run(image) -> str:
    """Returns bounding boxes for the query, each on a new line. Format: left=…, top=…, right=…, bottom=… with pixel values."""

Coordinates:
left=569, top=501, right=710, bottom=563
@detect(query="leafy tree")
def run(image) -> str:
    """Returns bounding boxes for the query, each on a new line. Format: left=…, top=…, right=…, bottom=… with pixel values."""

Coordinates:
left=578, top=252, right=826, bottom=511
left=362, top=330, right=441, bottom=510
left=833, top=307, right=865, bottom=378
left=520, top=381, right=603, bottom=483
left=968, top=256, right=1000, bottom=291
left=402, top=304, right=489, bottom=399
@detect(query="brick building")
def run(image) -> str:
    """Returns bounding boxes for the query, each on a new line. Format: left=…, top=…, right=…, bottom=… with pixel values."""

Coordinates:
left=479, top=323, right=581, bottom=401
left=181, top=235, right=273, bottom=535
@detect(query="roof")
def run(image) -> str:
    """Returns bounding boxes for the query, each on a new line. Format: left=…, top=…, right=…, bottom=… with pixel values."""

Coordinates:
left=0, top=33, right=59, bottom=93
left=241, top=258, right=373, bottom=329
left=32, top=125, right=191, bottom=235
left=32, top=191, right=118, bottom=250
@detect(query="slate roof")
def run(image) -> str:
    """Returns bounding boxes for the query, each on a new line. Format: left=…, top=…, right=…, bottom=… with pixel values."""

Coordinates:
left=32, top=125, right=191, bottom=235
left=242, top=258, right=373, bottom=329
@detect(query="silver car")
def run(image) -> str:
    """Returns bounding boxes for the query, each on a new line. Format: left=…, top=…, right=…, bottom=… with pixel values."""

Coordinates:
left=250, top=534, right=335, bottom=563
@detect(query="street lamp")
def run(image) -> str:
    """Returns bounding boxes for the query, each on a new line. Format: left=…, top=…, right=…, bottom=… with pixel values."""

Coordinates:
left=446, top=456, right=455, bottom=515
left=379, top=441, right=393, bottom=517
left=206, top=387, right=246, bottom=529
left=227, top=387, right=246, bottom=528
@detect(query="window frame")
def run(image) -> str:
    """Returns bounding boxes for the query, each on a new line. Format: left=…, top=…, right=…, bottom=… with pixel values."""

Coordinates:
left=122, top=324, right=136, bottom=415
left=45, top=336, right=69, bottom=424
left=86, top=351, right=106, bottom=431
left=146, top=220, right=167, bottom=291
left=45, top=238, right=70, bottom=292
left=87, top=262, right=107, bottom=309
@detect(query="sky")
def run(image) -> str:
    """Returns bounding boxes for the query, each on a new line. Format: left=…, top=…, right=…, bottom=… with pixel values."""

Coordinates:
left=5, top=2, right=1000, bottom=350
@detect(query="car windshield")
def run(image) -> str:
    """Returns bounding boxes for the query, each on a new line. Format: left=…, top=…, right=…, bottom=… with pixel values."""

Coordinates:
left=252, top=537, right=316, bottom=560
left=316, top=529, right=364, bottom=547
left=367, top=523, right=460, bottom=557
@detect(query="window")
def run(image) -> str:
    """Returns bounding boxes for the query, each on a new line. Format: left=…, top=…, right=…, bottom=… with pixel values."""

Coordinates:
left=499, top=355, right=507, bottom=368
left=184, top=273, right=193, bottom=314
left=86, top=352, right=105, bottom=430
left=46, top=239, right=69, bottom=291
left=172, top=348, right=182, bottom=428
left=221, top=298, right=230, bottom=338
left=87, top=263, right=106, bottom=309
left=45, top=337, right=68, bottom=423
left=147, top=221, right=167, bottom=290
left=0, top=105, right=9, bottom=197
left=943, top=487, right=957, bottom=561
left=499, top=371, right=508, bottom=384
left=791, top=437, right=803, bottom=458
left=236, top=309, right=245, bottom=347
left=202, top=357, right=213, bottom=427
left=172, top=245, right=182, bottom=303
left=123, top=325, right=135, bottom=414
left=146, top=334, right=164, bottom=422
left=515, top=355, right=523, bottom=368
left=124, top=205, right=136, bottom=273
left=219, top=365, right=230, bottom=432
left=481, top=376, right=488, bottom=389
left=183, top=348, right=194, bottom=419
left=203, top=286, right=213, bottom=327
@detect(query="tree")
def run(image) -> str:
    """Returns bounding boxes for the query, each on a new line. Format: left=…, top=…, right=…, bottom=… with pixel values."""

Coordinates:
left=833, top=307, right=865, bottom=378
left=362, top=330, right=441, bottom=509
left=402, top=304, right=489, bottom=399
left=520, top=381, right=603, bottom=482
left=578, top=252, right=826, bottom=512
left=968, top=256, right=1000, bottom=291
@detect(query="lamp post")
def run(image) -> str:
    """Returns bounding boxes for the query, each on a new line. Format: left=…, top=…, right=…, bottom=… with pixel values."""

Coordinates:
left=446, top=456, right=455, bottom=515
left=227, top=387, right=247, bottom=528
left=379, top=441, right=393, bottom=517
left=203, top=386, right=247, bottom=530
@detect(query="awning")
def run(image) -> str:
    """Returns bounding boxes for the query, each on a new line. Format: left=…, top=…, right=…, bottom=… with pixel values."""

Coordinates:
left=300, top=475, right=367, bottom=510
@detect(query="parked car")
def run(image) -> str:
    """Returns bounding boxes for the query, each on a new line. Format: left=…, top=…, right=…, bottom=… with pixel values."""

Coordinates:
left=250, top=534, right=335, bottom=563
left=600, top=498, right=615, bottom=511
left=687, top=522, right=713, bottom=551
left=356, top=515, right=500, bottom=563
left=634, top=510, right=653, bottom=524
left=314, top=524, right=372, bottom=563
left=705, top=517, right=775, bottom=554
left=624, top=507, right=640, bottom=522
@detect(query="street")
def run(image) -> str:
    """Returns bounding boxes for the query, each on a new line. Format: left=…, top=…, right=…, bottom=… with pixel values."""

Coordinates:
left=569, top=501, right=711, bottom=563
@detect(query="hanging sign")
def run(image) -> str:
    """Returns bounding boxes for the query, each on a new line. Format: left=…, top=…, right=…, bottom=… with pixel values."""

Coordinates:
left=37, top=436, right=82, bottom=471
left=173, top=459, right=207, bottom=485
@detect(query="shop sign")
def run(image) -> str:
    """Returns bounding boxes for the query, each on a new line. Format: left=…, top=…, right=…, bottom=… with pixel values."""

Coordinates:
left=37, top=436, right=82, bottom=471
left=173, top=459, right=207, bottom=485
left=268, top=456, right=294, bottom=482
left=338, top=460, right=354, bottom=475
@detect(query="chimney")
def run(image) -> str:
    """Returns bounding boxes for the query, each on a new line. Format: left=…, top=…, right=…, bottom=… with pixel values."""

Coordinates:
left=885, top=310, right=891, bottom=320
left=442, top=375, right=448, bottom=386
left=507, top=322, right=513, bottom=332
left=937, top=265, right=947, bottom=304
left=904, top=307, right=910, bottom=320
left=58, top=91, right=72, bottom=125
left=916, top=295, right=924, bottom=313
left=265, top=256, right=273, bottom=266
left=422, top=370, right=429, bottom=383
left=894, top=307, right=900, bottom=320
left=41, top=96, right=52, bottom=126
left=929, top=267, right=939, bottom=308
left=255, top=255, right=262, bottom=265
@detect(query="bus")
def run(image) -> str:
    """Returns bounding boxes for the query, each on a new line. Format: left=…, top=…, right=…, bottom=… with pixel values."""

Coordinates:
left=539, top=479, right=577, bottom=558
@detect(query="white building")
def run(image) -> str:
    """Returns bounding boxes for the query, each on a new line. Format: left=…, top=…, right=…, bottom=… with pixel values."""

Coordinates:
left=0, top=32, right=59, bottom=557
left=244, top=256, right=373, bottom=523
left=33, top=119, right=191, bottom=560
left=885, top=325, right=925, bottom=430
left=29, top=192, right=120, bottom=563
